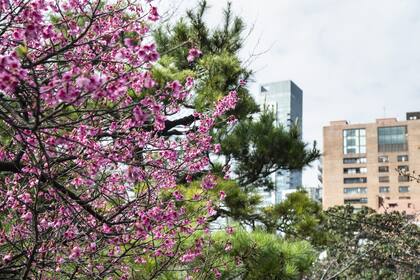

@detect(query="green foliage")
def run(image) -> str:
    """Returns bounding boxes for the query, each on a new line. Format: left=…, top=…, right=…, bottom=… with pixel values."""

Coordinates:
left=149, top=1, right=323, bottom=279
left=153, top=0, right=257, bottom=118
left=197, top=229, right=316, bottom=280
left=261, top=191, right=326, bottom=244
left=152, top=56, right=196, bottom=85
left=222, top=111, right=319, bottom=190
left=221, top=180, right=262, bottom=221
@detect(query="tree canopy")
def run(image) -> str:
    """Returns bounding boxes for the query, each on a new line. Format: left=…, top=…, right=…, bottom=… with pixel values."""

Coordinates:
left=0, top=0, right=239, bottom=278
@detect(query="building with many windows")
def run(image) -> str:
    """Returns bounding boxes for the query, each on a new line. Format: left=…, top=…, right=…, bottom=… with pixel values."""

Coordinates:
left=256, top=80, right=303, bottom=205
left=322, top=113, right=420, bottom=218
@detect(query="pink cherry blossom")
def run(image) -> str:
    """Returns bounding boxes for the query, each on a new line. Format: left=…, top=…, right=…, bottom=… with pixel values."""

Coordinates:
left=187, top=48, right=202, bottom=62
left=3, top=253, right=12, bottom=263
left=148, top=6, right=159, bottom=21
left=69, top=246, right=81, bottom=260
left=133, top=106, right=147, bottom=125
left=21, top=211, right=32, bottom=222
left=173, top=190, right=184, bottom=201
left=224, top=241, right=232, bottom=252
left=226, top=226, right=235, bottom=235
left=213, top=90, right=238, bottom=118
left=201, top=174, right=217, bottom=190
left=0, top=0, right=238, bottom=278
left=213, top=268, right=222, bottom=279
left=213, top=143, right=222, bottom=154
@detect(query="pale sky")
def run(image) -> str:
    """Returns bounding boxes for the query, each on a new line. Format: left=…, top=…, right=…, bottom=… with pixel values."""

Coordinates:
left=163, top=0, right=420, bottom=187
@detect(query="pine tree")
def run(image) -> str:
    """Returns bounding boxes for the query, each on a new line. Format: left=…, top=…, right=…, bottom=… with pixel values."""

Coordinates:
left=153, top=0, right=319, bottom=231
left=142, top=1, right=323, bottom=279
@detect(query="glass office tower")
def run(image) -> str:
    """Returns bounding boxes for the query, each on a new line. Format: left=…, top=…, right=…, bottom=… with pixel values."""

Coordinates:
left=258, top=80, right=303, bottom=204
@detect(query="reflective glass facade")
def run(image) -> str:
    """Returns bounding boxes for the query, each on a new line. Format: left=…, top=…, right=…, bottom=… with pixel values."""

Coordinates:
left=344, top=187, right=367, bottom=194
left=344, top=177, right=367, bottom=184
left=343, top=129, right=366, bottom=154
left=259, top=81, right=303, bottom=204
left=344, top=198, right=368, bottom=204
left=379, top=186, right=390, bottom=193
left=344, top=167, right=367, bottom=174
left=378, top=126, right=407, bottom=152
left=343, top=157, right=367, bottom=164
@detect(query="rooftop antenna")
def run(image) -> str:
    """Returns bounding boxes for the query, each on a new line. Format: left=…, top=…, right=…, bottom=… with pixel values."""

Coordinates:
left=383, top=106, right=386, bottom=118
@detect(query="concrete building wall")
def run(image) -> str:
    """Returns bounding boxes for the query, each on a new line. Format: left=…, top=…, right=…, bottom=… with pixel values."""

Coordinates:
left=323, top=116, right=420, bottom=217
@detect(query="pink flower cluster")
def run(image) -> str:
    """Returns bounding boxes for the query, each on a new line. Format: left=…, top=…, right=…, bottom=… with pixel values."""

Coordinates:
left=187, top=48, right=202, bottom=62
left=0, top=54, right=27, bottom=92
left=201, top=174, right=217, bottom=190
left=0, top=0, right=238, bottom=278
left=213, top=90, right=239, bottom=117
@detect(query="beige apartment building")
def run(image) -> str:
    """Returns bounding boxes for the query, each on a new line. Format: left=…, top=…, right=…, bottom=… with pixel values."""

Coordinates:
left=323, top=112, right=420, bottom=218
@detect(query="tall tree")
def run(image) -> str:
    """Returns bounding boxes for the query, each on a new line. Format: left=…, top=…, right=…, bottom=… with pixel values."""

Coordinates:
left=140, top=2, right=323, bottom=279
left=0, top=0, right=238, bottom=278
left=153, top=0, right=319, bottom=229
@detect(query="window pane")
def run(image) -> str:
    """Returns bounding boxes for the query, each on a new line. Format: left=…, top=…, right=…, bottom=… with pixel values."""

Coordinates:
left=344, top=168, right=368, bottom=174
left=346, top=148, right=356, bottom=154
left=379, top=186, right=389, bottom=193
left=397, top=155, right=409, bottom=162
left=344, top=198, right=368, bottom=204
left=344, top=177, right=367, bottom=184
left=343, top=128, right=366, bottom=155
left=398, top=165, right=409, bottom=172
left=378, top=166, right=389, bottom=172
left=399, top=186, right=409, bottom=193
left=344, top=187, right=367, bottom=194
left=343, top=158, right=356, bottom=164
left=346, top=139, right=356, bottom=146
left=378, top=126, right=407, bottom=152
left=343, top=157, right=367, bottom=164
left=378, top=156, right=389, bottom=163
left=379, top=176, right=389, bottom=183
left=398, top=175, right=410, bottom=182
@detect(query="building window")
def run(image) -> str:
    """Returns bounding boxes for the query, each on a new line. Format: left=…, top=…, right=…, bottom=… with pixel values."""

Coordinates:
left=378, top=166, right=389, bottom=173
left=397, top=155, right=409, bottom=162
left=344, top=177, right=367, bottom=184
left=343, top=129, right=366, bottom=154
left=378, top=126, right=408, bottom=152
left=398, top=165, right=409, bottom=172
left=398, top=175, right=410, bottom=182
left=379, top=176, right=389, bottom=183
left=344, top=187, right=367, bottom=194
left=344, top=167, right=367, bottom=174
left=399, top=186, right=409, bottom=193
left=344, top=198, right=368, bottom=204
left=399, top=196, right=410, bottom=200
left=379, top=186, right=389, bottom=193
left=343, top=157, right=367, bottom=164
left=378, top=155, right=389, bottom=163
